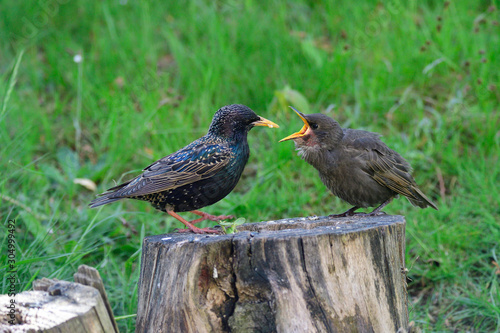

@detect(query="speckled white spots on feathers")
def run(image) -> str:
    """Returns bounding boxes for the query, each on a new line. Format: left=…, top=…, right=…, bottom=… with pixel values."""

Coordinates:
left=89, top=104, right=269, bottom=213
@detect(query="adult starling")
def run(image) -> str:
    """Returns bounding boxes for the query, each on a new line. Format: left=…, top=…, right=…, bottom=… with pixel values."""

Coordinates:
left=90, top=104, right=279, bottom=234
left=280, top=107, right=437, bottom=216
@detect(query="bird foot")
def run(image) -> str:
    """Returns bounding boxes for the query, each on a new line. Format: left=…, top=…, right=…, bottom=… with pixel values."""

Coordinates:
left=367, top=211, right=387, bottom=216
left=203, top=213, right=234, bottom=221
left=328, top=212, right=357, bottom=218
left=349, top=211, right=387, bottom=217
left=190, top=210, right=234, bottom=223
left=328, top=205, right=388, bottom=218
left=167, top=210, right=223, bottom=234
left=328, top=206, right=360, bottom=218
left=176, top=226, right=223, bottom=235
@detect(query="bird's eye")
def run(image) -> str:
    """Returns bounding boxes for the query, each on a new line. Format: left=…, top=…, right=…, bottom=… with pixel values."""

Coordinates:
left=311, top=123, right=319, bottom=130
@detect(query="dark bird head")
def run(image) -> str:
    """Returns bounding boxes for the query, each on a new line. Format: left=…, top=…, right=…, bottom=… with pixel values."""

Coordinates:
left=279, top=107, right=343, bottom=150
left=208, top=104, right=279, bottom=140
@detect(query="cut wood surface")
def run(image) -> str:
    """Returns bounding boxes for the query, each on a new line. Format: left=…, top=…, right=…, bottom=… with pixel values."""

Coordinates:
left=0, top=266, right=117, bottom=333
left=136, top=215, right=408, bottom=333
left=74, top=265, right=119, bottom=333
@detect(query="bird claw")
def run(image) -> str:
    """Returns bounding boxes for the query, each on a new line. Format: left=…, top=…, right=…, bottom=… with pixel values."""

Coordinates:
left=367, top=211, right=387, bottom=216
left=175, top=227, right=223, bottom=235
left=328, top=206, right=389, bottom=218
left=199, top=213, right=234, bottom=222
left=190, top=210, right=234, bottom=222
left=338, top=211, right=387, bottom=218
left=208, top=214, right=234, bottom=221
left=328, top=212, right=354, bottom=218
left=328, top=209, right=359, bottom=218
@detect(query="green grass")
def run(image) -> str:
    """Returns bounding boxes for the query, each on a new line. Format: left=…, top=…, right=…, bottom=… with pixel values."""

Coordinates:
left=1, top=0, right=499, bottom=331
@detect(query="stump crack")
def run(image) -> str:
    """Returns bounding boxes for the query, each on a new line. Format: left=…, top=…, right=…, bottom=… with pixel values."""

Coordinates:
left=299, top=237, right=332, bottom=333
left=143, top=245, right=160, bottom=324
left=222, top=236, right=240, bottom=332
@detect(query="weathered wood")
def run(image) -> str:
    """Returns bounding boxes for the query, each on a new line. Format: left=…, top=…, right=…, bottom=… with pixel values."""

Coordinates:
left=136, top=215, right=408, bottom=333
left=74, top=265, right=119, bottom=333
left=0, top=273, right=118, bottom=332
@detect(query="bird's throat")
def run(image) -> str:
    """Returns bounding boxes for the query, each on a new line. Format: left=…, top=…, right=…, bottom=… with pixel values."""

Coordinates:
left=295, top=140, right=323, bottom=163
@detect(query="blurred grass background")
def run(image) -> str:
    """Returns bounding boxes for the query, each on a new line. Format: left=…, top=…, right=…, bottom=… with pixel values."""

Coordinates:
left=1, top=0, right=499, bottom=331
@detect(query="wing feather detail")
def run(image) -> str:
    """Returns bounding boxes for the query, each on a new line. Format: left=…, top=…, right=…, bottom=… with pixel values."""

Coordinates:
left=102, top=142, right=232, bottom=198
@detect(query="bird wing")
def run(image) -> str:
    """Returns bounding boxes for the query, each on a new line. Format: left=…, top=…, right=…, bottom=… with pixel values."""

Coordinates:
left=363, top=148, right=419, bottom=199
left=105, top=142, right=232, bottom=198
left=344, top=129, right=419, bottom=199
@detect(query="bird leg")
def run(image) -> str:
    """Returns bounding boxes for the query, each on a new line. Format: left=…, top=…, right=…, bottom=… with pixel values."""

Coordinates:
left=188, top=210, right=234, bottom=224
left=329, top=206, right=360, bottom=218
left=167, top=210, right=222, bottom=234
left=366, top=198, right=393, bottom=216
left=329, top=197, right=394, bottom=218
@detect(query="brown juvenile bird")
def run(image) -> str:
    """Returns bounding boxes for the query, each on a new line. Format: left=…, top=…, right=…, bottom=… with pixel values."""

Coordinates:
left=280, top=107, right=437, bottom=216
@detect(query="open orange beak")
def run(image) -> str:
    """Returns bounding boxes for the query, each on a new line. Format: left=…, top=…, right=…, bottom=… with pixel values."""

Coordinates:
left=279, top=106, right=310, bottom=142
left=252, top=116, right=279, bottom=128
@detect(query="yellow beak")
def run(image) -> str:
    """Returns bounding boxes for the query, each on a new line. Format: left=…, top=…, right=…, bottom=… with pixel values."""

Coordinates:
left=252, top=116, right=280, bottom=128
left=279, top=106, right=310, bottom=142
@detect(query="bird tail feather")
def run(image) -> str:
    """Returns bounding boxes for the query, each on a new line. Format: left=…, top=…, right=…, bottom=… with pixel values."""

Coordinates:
left=407, top=186, right=438, bottom=210
left=88, top=180, right=132, bottom=208
left=88, top=195, right=124, bottom=208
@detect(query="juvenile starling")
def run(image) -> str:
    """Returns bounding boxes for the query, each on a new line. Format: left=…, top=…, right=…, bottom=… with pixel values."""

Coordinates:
left=90, top=104, right=279, bottom=234
left=280, top=107, right=437, bottom=216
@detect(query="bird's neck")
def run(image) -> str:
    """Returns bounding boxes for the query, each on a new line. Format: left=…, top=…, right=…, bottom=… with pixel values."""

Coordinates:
left=220, top=133, right=250, bottom=161
left=297, top=145, right=333, bottom=172
left=208, top=126, right=251, bottom=143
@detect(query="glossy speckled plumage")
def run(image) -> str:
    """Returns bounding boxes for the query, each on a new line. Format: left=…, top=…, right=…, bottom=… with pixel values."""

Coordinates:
left=90, top=104, right=278, bottom=232
left=92, top=136, right=248, bottom=213
left=281, top=110, right=437, bottom=215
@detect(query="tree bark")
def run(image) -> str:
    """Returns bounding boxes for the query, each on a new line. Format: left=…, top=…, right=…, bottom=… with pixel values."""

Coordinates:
left=136, top=215, right=408, bottom=333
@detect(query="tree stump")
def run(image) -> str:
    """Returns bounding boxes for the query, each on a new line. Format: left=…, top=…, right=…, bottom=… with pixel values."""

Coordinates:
left=136, top=215, right=408, bottom=333
left=0, top=265, right=117, bottom=333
